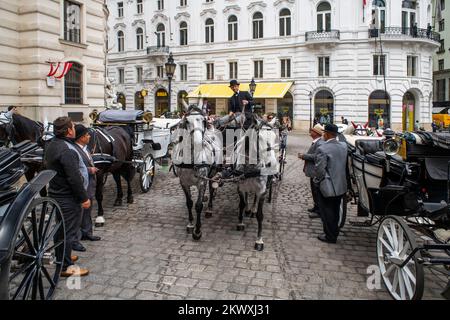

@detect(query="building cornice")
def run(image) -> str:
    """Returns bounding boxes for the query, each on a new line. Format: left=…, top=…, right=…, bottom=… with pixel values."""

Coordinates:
left=151, top=13, right=169, bottom=23
left=132, top=19, right=145, bottom=27
left=174, top=12, right=191, bottom=20
left=273, top=0, right=295, bottom=7
left=247, top=1, right=267, bottom=11
left=114, top=23, right=126, bottom=30
left=200, top=9, right=217, bottom=17
left=223, top=5, right=241, bottom=14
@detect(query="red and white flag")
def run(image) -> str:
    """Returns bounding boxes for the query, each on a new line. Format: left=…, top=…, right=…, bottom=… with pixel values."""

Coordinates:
left=363, top=0, right=367, bottom=6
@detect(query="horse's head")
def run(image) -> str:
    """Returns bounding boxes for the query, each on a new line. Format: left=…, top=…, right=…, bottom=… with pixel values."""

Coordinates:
left=181, top=106, right=207, bottom=148
left=0, top=112, right=14, bottom=146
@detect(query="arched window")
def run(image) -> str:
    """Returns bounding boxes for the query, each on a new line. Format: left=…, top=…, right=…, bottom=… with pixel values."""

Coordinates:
left=205, top=18, right=214, bottom=43
left=253, top=12, right=264, bottom=39
left=156, top=23, right=165, bottom=47
left=65, top=62, right=83, bottom=104
left=314, top=90, right=334, bottom=125
left=317, top=2, right=331, bottom=32
left=117, top=30, right=124, bottom=52
left=372, top=0, right=386, bottom=33
left=368, top=90, right=390, bottom=128
left=228, top=15, right=238, bottom=41
left=402, top=0, right=417, bottom=35
left=136, top=27, right=144, bottom=50
left=180, top=21, right=188, bottom=46
left=279, top=9, right=291, bottom=36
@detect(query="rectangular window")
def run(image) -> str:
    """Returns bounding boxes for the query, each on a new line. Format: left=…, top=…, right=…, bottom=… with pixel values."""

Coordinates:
left=439, top=59, right=445, bottom=71
left=206, top=0, right=214, bottom=2
left=137, top=0, right=143, bottom=14
left=254, top=60, right=263, bottom=79
left=229, top=62, right=238, bottom=79
left=65, top=62, right=83, bottom=104
left=64, top=1, right=81, bottom=43
left=318, top=57, right=330, bottom=77
left=180, top=0, right=187, bottom=7
left=158, top=0, right=164, bottom=10
left=206, top=63, right=214, bottom=80
left=157, top=65, right=164, bottom=78
left=118, top=2, right=123, bottom=17
left=136, top=67, right=143, bottom=83
left=439, top=39, right=445, bottom=53
left=118, top=68, right=125, bottom=84
left=437, top=79, right=446, bottom=101
left=441, top=0, right=445, bottom=11
left=180, top=64, right=187, bottom=81
left=439, top=19, right=445, bottom=32
left=373, top=55, right=386, bottom=76
left=407, top=56, right=417, bottom=77
left=281, top=59, right=291, bottom=78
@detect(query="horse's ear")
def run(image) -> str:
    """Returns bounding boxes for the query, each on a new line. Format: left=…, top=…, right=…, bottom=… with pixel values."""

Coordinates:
left=351, top=121, right=357, bottom=129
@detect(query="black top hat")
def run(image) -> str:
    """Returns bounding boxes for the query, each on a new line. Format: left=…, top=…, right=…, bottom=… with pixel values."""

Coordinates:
left=324, top=123, right=339, bottom=135
left=75, top=124, right=89, bottom=141
left=229, top=79, right=240, bottom=87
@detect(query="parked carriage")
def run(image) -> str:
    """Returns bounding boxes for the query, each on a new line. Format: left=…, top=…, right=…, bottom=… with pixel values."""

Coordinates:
left=0, top=141, right=65, bottom=300
left=89, top=110, right=181, bottom=193
left=344, top=131, right=450, bottom=300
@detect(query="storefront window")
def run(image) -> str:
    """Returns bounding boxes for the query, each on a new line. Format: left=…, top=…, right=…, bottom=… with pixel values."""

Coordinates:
left=368, top=90, right=390, bottom=129
left=314, top=90, right=334, bottom=125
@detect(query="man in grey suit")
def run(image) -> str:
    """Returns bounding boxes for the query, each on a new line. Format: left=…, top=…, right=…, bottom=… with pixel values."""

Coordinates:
left=298, top=124, right=324, bottom=218
left=313, top=124, right=348, bottom=243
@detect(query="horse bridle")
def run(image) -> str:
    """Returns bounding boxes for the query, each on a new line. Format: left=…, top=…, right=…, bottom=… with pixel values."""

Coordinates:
left=0, top=113, right=15, bottom=146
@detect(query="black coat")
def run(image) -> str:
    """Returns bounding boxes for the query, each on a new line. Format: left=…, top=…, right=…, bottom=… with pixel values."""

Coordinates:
left=229, top=91, right=253, bottom=113
left=44, top=137, right=89, bottom=203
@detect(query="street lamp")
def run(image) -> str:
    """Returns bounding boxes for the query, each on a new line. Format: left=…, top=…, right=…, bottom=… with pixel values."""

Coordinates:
left=308, top=91, right=313, bottom=129
left=249, top=78, right=257, bottom=98
left=165, top=52, right=176, bottom=112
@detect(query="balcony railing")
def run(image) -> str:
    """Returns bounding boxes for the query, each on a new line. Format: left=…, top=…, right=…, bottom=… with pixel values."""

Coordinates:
left=368, top=27, right=440, bottom=43
left=147, top=46, right=170, bottom=55
left=305, top=30, right=340, bottom=42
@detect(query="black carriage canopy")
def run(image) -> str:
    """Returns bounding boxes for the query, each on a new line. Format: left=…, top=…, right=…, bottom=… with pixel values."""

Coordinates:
left=414, top=132, right=450, bottom=149
left=425, top=158, right=449, bottom=181
left=98, top=110, right=145, bottom=123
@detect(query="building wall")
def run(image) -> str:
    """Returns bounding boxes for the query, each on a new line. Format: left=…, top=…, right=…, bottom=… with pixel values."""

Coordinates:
left=432, top=0, right=450, bottom=103
left=107, top=0, right=438, bottom=131
left=0, top=0, right=106, bottom=123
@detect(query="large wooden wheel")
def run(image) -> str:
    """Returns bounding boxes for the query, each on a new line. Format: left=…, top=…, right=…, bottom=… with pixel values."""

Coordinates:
left=7, top=197, right=65, bottom=300
left=140, top=154, right=155, bottom=193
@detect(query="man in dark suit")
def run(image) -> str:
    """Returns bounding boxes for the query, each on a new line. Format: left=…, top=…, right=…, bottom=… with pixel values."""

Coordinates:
left=73, top=125, right=101, bottom=247
left=228, top=79, right=253, bottom=115
left=298, top=124, right=324, bottom=218
left=313, top=124, right=348, bottom=244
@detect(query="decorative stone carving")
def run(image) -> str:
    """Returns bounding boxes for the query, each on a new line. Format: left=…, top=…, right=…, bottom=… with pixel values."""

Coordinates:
left=247, top=1, right=267, bottom=11
left=175, top=12, right=191, bottom=20
left=200, top=9, right=217, bottom=17
left=151, top=13, right=169, bottom=23
left=223, top=5, right=241, bottom=14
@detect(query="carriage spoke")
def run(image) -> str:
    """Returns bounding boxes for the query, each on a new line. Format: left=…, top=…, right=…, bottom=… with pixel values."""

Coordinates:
left=31, top=209, right=39, bottom=249
left=380, top=237, right=394, bottom=254
left=22, top=266, right=38, bottom=300
left=38, top=270, right=46, bottom=300
left=43, top=221, right=63, bottom=248
left=390, top=221, right=399, bottom=251
left=41, top=266, right=56, bottom=289
left=392, top=268, right=399, bottom=295
left=13, top=250, right=36, bottom=261
left=398, top=269, right=406, bottom=300
left=20, top=225, right=36, bottom=256
left=37, top=202, right=49, bottom=245
left=382, top=225, right=395, bottom=252
left=401, top=269, right=414, bottom=300
left=383, top=264, right=396, bottom=278
left=402, top=265, right=416, bottom=285
left=399, top=241, right=410, bottom=258
left=398, top=228, right=404, bottom=253
left=31, top=266, right=39, bottom=300
left=41, top=205, right=56, bottom=245
left=9, top=259, right=35, bottom=281
left=12, top=263, right=36, bottom=300
left=43, top=240, right=65, bottom=253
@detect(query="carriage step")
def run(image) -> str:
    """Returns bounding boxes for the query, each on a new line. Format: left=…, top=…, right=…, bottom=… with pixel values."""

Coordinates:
left=349, top=220, right=374, bottom=227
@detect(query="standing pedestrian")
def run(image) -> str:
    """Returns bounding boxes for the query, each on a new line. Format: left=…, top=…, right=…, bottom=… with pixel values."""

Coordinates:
left=44, top=116, right=90, bottom=277
left=74, top=124, right=101, bottom=243
left=298, top=124, right=325, bottom=218
left=432, top=120, right=438, bottom=133
left=313, top=124, right=348, bottom=243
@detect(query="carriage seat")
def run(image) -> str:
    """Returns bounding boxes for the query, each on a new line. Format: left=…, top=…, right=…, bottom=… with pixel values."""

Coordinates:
left=355, top=140, right=383, bottom=155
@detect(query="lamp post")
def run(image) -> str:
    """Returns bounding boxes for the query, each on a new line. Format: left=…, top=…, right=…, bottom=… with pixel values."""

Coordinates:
left=165, top=52, right=176, bottom=112
left=308, top=91, right=313, bottom=129
left=249, top=78, right=257, bottom=98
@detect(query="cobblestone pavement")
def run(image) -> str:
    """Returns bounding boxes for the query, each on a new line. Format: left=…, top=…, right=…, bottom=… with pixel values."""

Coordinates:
left=55, top=132, right=446, bottom=300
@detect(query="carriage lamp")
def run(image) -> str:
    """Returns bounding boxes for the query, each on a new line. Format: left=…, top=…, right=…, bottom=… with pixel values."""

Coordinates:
left=249, top=78, right=257, bottom=97
left=165, top=52, right=177, bottom=112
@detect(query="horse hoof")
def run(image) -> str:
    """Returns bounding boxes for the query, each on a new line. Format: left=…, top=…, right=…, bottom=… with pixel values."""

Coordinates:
left=186, top=226, right=194, bottom=233
left=95, top=222, right=104, bottom=227
left=127, top=197, right=134, bottom=204
left=245, top=211, right=252, bottom=217
left=236, top=224, right=245, bottom=231
left=205, top=210, right=212, bottom=218
left=192, top=231, right=202, bottom=241
left=254, top=242, right=264, bottom=251
left=114, top=200, right=122, bottom=206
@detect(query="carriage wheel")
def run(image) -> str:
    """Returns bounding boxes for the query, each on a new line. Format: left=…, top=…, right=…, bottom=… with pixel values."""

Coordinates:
left=8, top=197, right=65, bottom=300
left=338, top=197, right=347, bottom=229
left=140, top=154, right=155, bottom=193
left=377, top=216, right=424, bottom=300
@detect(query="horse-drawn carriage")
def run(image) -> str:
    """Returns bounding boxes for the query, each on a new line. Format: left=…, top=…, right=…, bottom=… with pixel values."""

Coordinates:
left=344, top=130, right=450, bottom=300
left=89, top=110, right=181, bottom=193
left=0, top=141, right=65, bottom=300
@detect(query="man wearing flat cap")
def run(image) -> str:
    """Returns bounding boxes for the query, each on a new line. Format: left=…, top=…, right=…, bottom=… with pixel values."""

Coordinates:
left=298, top=124, right=325, bottom=218
left=73, top=124, right=101, bottom=249
left=313, top=123, right=348, bottom=243
left=228, top=79, right=253, bottom=116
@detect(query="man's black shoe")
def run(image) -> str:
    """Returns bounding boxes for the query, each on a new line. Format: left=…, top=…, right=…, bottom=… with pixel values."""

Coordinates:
left=308, top=212, right=321, bottom=219
left=307, top=207, right=319, bottom=213
left=317, top=234, right=336, bottom=244
left=72, top=242, right=87, bottom=252
left=81, top=234, right=101, bottom=241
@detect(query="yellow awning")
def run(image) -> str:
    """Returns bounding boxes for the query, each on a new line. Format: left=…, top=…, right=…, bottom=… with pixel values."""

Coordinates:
left=187, top=82, right=293, bottom=99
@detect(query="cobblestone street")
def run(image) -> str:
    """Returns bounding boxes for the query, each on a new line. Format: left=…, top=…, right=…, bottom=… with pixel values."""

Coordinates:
left=55, top=133, right=445, bottom=300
